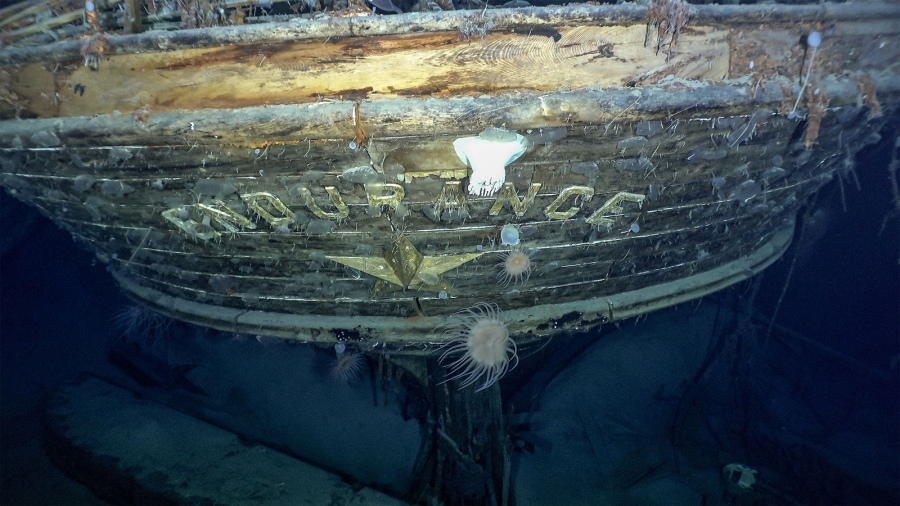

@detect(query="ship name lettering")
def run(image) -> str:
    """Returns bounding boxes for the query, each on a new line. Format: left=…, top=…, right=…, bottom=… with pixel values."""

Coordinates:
left=160, top=180, right=645, bottom=240
left=543, top=186, right=595, bottom=220
left=490, top=182, right=542, bottom=218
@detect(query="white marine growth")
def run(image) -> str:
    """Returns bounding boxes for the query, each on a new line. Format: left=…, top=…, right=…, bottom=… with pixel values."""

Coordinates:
left=453, top=127, right=528, bottom=197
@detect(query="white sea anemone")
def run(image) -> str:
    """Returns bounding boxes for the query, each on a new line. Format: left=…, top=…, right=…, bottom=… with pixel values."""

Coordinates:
left=330, top=344, right=364, bottom=383
left=114, top=304, right=172, bottom=351
left=438, top=303, right=518, bottom=391
left=497, top=249, right=532, bottom=286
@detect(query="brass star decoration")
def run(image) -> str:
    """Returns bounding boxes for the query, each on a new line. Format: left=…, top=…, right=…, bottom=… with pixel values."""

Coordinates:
left=327, top=236, right=483, bottom=295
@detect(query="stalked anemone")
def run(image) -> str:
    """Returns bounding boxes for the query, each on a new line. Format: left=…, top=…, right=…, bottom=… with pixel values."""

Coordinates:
left=438, top=303, right=518, bottom=392
left=788, top=30, right=823, bottom=120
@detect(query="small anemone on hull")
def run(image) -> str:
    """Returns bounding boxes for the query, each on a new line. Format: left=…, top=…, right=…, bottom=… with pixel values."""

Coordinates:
left=438, top=302, right=518, bottom=392
left=329, top=345, right=365, bottom=383
left=113, top=304, right=173, bottom=351
left=497, top=249, right=533, bottom=286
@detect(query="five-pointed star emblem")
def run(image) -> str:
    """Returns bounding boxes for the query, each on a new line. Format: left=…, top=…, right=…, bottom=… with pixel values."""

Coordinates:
left=327, top=236, right=483, bottom=294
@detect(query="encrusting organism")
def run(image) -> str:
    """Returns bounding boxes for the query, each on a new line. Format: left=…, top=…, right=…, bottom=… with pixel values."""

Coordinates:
left=499, top=224, right=520, bottom=246
left=438, top=303, right=518, bottom=391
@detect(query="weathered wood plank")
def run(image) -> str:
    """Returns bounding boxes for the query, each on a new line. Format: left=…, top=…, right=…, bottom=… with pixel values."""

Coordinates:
left=5, top=23, right=729, bottom=119
left=4, top=13, right=898, bottom=121
left=3, top=3, right=899, bottom=64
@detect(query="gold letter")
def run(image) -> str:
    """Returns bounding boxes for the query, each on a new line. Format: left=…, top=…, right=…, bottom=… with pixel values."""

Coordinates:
left=431, top=181, right=468, bottom=218
left=162, top=201, right=255, bottom=241
left=586, top=192, right=646, bottom=228
left=241, top=192, right=295, bottom=225
left=489, top=182, right=542, bottom=217
left=293, top=186, right=349, bottom=220
left=543, top=186, right=594, bottom=220
left=365, top=183, right=405, bottom=210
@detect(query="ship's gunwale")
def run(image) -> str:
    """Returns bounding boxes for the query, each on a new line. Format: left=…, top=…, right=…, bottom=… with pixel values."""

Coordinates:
left=1, top=73, right=894, bottom=148
left=3, top=3, right=900, bottom=66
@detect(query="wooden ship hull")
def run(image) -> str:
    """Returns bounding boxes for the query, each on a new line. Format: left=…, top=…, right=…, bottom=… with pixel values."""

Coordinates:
left=1, top=2, right=898, bottom=352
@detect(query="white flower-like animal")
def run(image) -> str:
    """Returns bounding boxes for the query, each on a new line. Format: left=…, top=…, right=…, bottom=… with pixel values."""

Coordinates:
left=453, top=127, right=528, bottom=197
